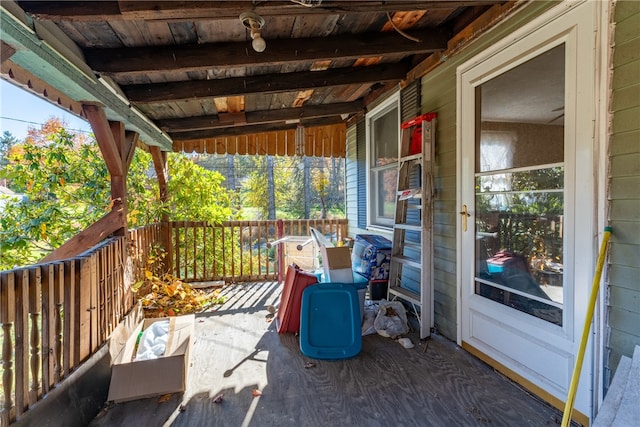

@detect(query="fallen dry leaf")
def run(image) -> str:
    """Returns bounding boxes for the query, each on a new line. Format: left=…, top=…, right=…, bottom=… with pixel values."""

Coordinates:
left=304, top=362, right=316, bottom=369
left=178, top=404, right=186, bottom=412
left=252, top=389, right=262, bottom=397
left=213, top=393, right=224, bottom=403
left=158, top=394, right=172, bottom=403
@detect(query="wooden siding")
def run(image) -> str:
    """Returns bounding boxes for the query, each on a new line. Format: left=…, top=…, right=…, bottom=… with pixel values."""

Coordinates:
left=345, top=121, right=360, bottom=237
left=607, top=0, right=640, bottom=384
left=418, top=1, right=557, bottom=340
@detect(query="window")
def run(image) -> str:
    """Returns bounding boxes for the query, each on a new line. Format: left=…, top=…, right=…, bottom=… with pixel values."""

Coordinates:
left=367, top=95, right=400, bottom=228
left=474, top=44, right=565, bottom=325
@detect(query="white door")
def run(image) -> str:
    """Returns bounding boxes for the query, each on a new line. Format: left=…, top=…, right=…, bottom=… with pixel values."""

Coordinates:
left=458, top=2, right=599, bottom=420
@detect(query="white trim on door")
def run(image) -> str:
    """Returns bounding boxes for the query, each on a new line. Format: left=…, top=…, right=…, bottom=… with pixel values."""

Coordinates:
left=455, top=0, right=607, bottom=422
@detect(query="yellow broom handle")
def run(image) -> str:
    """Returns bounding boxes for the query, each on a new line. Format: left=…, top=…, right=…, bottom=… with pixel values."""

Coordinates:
left=561, top=226, right=612, bottom=427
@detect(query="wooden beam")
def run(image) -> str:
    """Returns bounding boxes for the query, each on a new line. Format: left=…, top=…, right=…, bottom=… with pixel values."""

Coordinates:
left=149, top=146, right=168, bottom=202
left=83, top=104, right=124, bottom=178
left=155, top=101, right=363, bottom=132
left=1, top=7, right=173, bottom=150
left=171, top=116, right=344, bottom=141
left=84, top=30, right=447, bottom=75
left=404, top=1, right=522, bottom=85
left=108, top=121, right=128, bottom=235
left=123, top=131, right=139, bottom=172
left=124, top=63, right=408, bottom=103
left=19, top=1, right=504, bottom=21
left=39, top=207, right=125, bottom=263
left=1, top=41, right=16, bottom=64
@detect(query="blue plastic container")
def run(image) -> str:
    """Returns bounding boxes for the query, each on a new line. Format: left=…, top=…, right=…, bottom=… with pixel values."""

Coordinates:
left=351, top=234, right=392, bottom=280
left=299, top=283, right=362, bottom=360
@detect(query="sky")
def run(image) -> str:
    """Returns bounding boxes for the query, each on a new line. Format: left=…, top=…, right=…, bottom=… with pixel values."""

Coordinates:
left=0, top=79, right=92, bottom=141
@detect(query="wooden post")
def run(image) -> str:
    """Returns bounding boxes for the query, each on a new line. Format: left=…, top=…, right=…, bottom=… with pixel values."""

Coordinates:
left=40, top=106, right=137, bottom=263
left=28, top=268, right=41, bottom=405
left=150, top=146, right=172, bottom=273
left=277, top=219, right=284, bottom=283
left=0, top=272, right=15, bottom=425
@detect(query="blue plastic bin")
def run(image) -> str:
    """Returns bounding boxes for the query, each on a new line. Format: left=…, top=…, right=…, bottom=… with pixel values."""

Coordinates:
left=299, top=283, right=362, bottom=360
left=351, top=234, right=392, bottom=280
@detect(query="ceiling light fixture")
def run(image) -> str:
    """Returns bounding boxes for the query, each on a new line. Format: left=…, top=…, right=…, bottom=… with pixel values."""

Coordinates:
left=240, top=12, right=266, bottom=53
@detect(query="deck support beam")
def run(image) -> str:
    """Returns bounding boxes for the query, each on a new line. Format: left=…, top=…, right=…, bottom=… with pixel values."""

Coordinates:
left=40, top=105, right=135, bottom=262
left=150, top=146, right=173, bottom=274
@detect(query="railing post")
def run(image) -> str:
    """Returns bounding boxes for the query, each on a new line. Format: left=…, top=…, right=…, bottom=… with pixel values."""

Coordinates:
left=1, top=272, right=15, bottom=426
left=277, top=219, right=284, bottom=283
left=161, top=221, right=174, bottom=275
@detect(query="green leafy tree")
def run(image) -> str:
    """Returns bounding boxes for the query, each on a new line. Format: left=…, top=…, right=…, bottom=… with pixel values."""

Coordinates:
left=242, top=156, right=270, bottom=218
left=0, top=123, right=109, bottom=267
left=167, top=154, right=233, bottom=221
left=0, top=131, right=18, bottom=170
left=0, top=120, right=235, bottom=270
left=311, top=168, right=329, bottom=219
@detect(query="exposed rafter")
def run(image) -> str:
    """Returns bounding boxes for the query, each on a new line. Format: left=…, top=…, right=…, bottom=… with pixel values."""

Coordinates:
left=84, top=30, right=448, bottom=75
left=156, top=101, right=363, bottom=132
left=18, top=1, right=505, bottom=21
left=0, top=3, right=173, bottom=150
left=5, top=0, right=510, bottom=155
left=123, top=63, right=408, bottom=103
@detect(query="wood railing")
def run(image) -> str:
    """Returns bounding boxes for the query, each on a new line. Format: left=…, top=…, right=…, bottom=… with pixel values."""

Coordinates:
left=169, top=219, right=347, bottom=283
left=0, top=218, right=345, bottom=424
left=0, top=224, right=159, bottom=425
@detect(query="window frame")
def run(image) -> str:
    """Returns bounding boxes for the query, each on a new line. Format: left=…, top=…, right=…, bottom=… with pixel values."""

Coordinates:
left=365, top=93, right=401, bottom=229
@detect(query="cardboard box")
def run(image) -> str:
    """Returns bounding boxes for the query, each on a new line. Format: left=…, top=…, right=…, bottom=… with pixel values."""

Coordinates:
left=321, top=246, right=354, bottom=283
left=107, top=313, right=195, bottom=402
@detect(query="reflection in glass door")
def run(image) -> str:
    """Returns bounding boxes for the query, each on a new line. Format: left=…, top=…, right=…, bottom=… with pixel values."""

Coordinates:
left=459, top=4, right=599, bottom=419
left=474, top=44, right=565, bottom=326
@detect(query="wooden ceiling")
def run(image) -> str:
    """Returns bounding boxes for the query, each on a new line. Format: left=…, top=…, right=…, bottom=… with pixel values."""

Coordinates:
left=8, top=1, right=507, bottom=156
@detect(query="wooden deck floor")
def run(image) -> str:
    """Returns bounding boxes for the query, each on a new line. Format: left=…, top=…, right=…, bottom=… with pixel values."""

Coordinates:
left=91, top=281, right=565, bottom=427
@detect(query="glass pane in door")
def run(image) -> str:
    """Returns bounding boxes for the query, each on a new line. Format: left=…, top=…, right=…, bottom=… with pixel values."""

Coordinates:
left=474, top=45, right=565, bottom=326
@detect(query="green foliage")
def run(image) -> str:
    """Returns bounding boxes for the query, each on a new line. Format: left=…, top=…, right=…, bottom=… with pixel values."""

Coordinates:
left=0, top=131, right=18, bottom=169
left=276, top=158, right=304, bottom=217
left=1, top=126, right=110, bottom=267
left=167, top=154, right=233, bottom=222
left=240, top=156, right=345, bottom=219
left=0, top=120, right=236, bottom=270
left=311, top=168, right=329, bottom=218
left=242, top=156, right=270, bottom=218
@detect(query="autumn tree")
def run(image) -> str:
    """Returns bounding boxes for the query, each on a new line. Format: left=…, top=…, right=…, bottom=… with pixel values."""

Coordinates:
left=0, top=119, right=234, bottom=270
left=311, top=168, right=330, bottom=219
left=0, top=131, right=18, bottom=171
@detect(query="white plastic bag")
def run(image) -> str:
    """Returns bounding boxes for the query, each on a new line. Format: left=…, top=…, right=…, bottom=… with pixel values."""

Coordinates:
left=361, top=302, right=379, bottom=336
left=135, top=320, right=170, bottom=361
left=374, top=300, right=409, bottom=339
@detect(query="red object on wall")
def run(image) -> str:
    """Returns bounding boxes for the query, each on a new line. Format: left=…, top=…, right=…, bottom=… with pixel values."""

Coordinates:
left=402, top=112, right=437, bottom=155
left=409, top=126, right=422, bottom=154
left=276, top=265, right=318, bottom=334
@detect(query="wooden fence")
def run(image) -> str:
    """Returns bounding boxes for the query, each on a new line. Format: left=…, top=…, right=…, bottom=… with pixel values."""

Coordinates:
left=169, top=218, right=347, bottom=282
